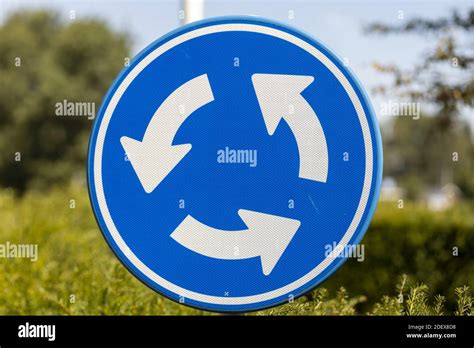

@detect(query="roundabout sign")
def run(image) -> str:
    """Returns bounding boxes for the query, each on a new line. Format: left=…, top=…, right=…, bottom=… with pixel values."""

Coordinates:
left=88, top=16, right=382, bottom=312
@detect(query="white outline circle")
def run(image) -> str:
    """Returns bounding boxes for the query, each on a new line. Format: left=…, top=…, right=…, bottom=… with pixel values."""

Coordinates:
left=92, top=23, right=373, bottom=306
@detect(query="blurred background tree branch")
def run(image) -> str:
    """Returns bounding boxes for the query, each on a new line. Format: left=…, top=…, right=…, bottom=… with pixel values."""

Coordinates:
left=366, top=8, right=473, bottom=202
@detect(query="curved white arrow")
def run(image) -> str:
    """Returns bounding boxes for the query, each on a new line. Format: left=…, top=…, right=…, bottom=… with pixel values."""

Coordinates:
left=121, top=74, right=214, bottom=193
left=171, top=209, right=301, bottom=275
left=252, top=74, right=328, bottom=183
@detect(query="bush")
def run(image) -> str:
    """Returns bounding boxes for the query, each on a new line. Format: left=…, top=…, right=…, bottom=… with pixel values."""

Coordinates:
left=262, top=276, right=473, bottom=316
left=323, top=201, right=474, bottom=312
left=0, top=185, right=472, bottom=315
left=0, top=185, right=200, bottom=315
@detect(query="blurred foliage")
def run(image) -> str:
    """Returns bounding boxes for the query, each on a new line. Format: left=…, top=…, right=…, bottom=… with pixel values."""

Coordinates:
left=368, top=8, right=474, bottom=199
left=263, top=276, right=473, bottom=316
left=0, top=184, right=201, bottom=315
left=367, top=8, right=474, bottom=121
left=383, top=115, right=474, bottom=199
left=0, top=185, right=472, bottom=315
left=322, top=201, right=474, bottom=312
left=0, top=11, right=130, bottom=192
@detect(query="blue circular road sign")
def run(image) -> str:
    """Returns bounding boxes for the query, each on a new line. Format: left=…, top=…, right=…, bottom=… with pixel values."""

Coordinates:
left=88, top=16, right=382, bottom=312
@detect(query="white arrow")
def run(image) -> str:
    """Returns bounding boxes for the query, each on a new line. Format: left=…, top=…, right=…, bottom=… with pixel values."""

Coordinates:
left=121, top=74, right=214, bottom=193
left=252, top=74, right=328, bottom=183
left=170, top=209, right=301, bottom=275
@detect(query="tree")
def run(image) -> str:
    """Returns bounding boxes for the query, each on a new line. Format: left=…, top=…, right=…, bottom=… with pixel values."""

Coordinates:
left=0, top=11, right=130, bottom=192
left=367, top=8, right=474, bottom=198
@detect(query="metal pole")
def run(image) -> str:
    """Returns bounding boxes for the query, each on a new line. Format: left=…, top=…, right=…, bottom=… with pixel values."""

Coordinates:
left=180, top=0, right=204, bottom=26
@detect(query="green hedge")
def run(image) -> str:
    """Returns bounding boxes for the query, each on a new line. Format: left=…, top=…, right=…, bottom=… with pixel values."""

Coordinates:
left=323, top=201, right=474, bottom=312
left=0, top=185, right=472, bottom=315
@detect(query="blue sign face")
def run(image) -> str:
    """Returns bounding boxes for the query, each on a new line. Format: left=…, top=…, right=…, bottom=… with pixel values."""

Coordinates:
left=88, top=17, right=382, bottom=312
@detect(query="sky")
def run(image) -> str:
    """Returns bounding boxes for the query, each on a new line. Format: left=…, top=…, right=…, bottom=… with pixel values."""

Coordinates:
left=0, top=0, right=472, bottom=126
